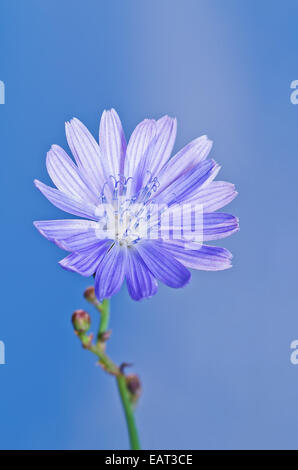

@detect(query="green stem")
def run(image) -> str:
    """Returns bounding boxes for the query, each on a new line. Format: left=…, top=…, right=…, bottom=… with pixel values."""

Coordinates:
left=78, top=296, right=141, bottom=450
left=98, top=299, right=110, bottom=337
left=117, top=374, right=141, bottom=450
left=89, top=343, right=119, bottom=375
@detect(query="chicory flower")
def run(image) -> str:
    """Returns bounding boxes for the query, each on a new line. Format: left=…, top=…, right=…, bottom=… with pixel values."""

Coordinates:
left=34, top=109, right=238, bottom=300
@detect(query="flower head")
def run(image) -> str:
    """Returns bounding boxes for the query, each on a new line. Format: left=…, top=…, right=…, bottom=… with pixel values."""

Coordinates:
left=34, top=109, right=238, bottom=301
left=72, top=309, right=91, bottom=333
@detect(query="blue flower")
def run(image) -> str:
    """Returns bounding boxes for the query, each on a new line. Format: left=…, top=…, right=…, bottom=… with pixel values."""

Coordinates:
left=34, top=109, right=238, bottom=301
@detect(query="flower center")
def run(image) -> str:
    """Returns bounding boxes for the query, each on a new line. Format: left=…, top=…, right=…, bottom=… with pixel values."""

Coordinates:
left=95, top=174, right=161, bottom=247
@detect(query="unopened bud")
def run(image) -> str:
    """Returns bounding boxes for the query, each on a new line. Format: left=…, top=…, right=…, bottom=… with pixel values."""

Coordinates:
left=72, top=309, right=91, bottom=332
left=83, top=286, right=96, bottom=303
left=126, top=374, right=142, bottom=403
left=98, top=330, right=112, bottom=342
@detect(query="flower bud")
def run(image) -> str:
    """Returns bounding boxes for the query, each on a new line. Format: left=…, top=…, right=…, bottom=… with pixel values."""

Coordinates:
left=98, top=330, right=112, bottom=343
left=72, top=309, right=91, bottom=332
left=126, top=374, right=142, bottom=403
left=83, top=286, right=96, bottom=303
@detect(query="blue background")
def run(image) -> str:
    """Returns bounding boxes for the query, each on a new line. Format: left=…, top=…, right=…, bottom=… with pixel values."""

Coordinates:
left=0, top=0, right=298, bottom=450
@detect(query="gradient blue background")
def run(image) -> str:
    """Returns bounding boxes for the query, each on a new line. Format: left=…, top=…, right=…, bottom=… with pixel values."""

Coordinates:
left=0, top=0, right=298, bottom=450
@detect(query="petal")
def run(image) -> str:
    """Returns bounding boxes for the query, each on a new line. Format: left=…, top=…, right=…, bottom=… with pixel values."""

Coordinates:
left=147, top=115, right=177, bottom=177
left=59, top=242, right=111, bottom=277
left=124, top=119, right=156, bottom=179
left=160, top=240, right=233, bottom=271
left=186, top=181, right=238, bottom=212
left=99, top=109, right=127, bottom=178
left=202, top=212, right=239, bottom=241
left=95, top=244, right=127, bottom=300
left=46, top=145, right=98, bottom=203
left=136, top=240, right=190, bottom=288
left=149, top=209, right=238, bottom=242
left=136, top=116, right=177, bottom=186
left=33, top=219, right=98, bottom=242
left=65, top=118, right=105, bottom=193
left=34, top=179, right=98, bottom=220
left=156, top=159, right=220, bottom=206
left=34, top=219, right=111, bottom=251
left=156, top=135, right=213, bottom=193
left=125, top=246, right=158, bottom=300
left=58, top=233, right=111, bottom=252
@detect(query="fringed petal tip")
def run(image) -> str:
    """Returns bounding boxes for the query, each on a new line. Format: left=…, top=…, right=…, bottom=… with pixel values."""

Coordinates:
left=65, top=117, right=80, bottom=128
left=33, top=220, right=55, bottom=242
left=33, top=178, right=41, bottom=189
left=33, top=220, right=45, bottom=237
left=217, top=248, right=234, bottom=270
left=129, top=287, right=158, bottom=301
